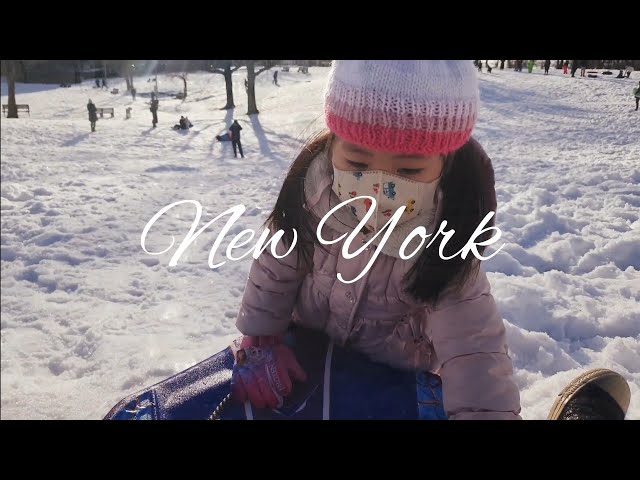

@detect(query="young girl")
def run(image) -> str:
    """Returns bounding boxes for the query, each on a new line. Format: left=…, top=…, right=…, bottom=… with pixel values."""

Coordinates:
left=231, top=60, right=522, bottom=420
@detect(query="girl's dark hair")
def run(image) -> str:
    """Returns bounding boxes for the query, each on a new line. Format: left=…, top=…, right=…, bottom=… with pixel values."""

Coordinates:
left=265, top=130, right=331, bottom=269
left=266, top=131, right=497, bottom=306
left=404, top=137, right=497, bottom=304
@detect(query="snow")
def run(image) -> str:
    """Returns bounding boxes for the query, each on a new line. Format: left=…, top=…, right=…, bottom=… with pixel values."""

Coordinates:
left=2, top=65, right=639, bottom=419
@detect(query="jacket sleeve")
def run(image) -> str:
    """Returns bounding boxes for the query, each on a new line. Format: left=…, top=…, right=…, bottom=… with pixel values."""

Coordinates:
left=427, top=271, right=522, bottom=420
left=235, top=232, right=309, bottom=336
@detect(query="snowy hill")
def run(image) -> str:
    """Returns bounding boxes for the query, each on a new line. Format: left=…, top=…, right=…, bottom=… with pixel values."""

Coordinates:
left=1, top=66, right=638, bottom=419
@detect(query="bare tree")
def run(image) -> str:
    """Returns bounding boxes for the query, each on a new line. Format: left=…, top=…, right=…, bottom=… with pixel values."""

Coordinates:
left=120, top=61, right=135, bottom=91
left=3, top=60, right=19, bottom=118
left=173, top=73, right=188, bottom=99
left=245, top=60, right=277, bottom=115
left=211, top=60, right=242, bottom=109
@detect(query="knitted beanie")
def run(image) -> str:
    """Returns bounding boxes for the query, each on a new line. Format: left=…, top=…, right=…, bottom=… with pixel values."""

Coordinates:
left=324, top=60, right=479, bottom=156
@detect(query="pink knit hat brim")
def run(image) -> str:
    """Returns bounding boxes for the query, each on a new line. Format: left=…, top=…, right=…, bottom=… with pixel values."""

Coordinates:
left=326, top=111, right=474, bottom=156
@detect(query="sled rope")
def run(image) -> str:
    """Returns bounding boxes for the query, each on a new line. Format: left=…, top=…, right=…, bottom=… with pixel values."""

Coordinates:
left=323, top=341, right=334, bottom=420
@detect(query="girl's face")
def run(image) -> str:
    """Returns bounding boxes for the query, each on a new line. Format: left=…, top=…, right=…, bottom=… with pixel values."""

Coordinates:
left=331, top=136, right=444, bottom=183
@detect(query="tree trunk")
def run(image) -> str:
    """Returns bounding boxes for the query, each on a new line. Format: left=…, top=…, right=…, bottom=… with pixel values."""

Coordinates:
left=222, top=63, right=235, bottom=109
left=19, top=61, right=27, bottom=82
left=246, top=61, right=259, bottom=115
left=182, top=77, right=187, bottom=99
left=6, top=61, right=18, bottom=118
left=103, top=60, right=108, bottom=83
left=72, top=61, right=80, bottom=84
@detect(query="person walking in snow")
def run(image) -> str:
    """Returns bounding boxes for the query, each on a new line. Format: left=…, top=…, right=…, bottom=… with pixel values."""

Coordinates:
left=544, top=60, right=551, bottom=75
left=87, top=99, right=98, bottom=132
left=150, top=93, right=159, bottom=128
left=229, top=119, right=244, bottom=158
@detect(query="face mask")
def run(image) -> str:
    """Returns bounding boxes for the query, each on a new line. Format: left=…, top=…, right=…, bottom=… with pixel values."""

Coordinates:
left=331, top=166, right=440, bottom=232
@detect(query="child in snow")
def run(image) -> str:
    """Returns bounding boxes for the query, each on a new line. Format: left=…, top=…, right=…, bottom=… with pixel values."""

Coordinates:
left=231, top=61, right=522, bottom=420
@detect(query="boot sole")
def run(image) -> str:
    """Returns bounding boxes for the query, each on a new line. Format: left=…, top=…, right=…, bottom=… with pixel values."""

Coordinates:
left=547, top=368, right=631, bottom=420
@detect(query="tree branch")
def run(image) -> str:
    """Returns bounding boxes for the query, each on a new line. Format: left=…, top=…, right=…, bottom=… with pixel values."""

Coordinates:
left=255, top=61, right=276, bottom=76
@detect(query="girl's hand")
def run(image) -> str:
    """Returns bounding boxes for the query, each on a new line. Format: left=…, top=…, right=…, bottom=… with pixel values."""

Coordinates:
left=231, top=335, right=307, bottom=409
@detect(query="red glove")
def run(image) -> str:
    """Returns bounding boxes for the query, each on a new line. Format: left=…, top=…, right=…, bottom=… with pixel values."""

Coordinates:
left=231, top=335, right=307, bottom=409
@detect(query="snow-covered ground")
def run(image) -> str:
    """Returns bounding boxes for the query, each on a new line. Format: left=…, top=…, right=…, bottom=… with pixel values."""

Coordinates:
left=1, top=65, right=638, bottom=419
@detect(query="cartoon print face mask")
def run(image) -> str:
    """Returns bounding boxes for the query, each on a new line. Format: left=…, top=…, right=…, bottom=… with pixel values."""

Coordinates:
left=331, top=166, right=440, bottom=232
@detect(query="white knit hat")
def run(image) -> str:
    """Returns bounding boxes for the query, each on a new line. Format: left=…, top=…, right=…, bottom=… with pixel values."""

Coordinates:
left=324, top=60, right=479, bottom=155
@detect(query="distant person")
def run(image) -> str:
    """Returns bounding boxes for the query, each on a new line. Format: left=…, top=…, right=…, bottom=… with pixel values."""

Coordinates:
left=87, top=99, right=98, bottom=133
left=617, top=69, right=625, bottom=79
left=273, top=70, right=279, bottom=86
left=215, top=132, right=232, bottom=142
left=527, top=60, right=534, bottom=73
left=580, top=62, right=587, bottom=77
left=173, top=116, right=185, bottom=130
left=173, top=116, right=192, bottom=130
left=150, top=93, right=159, bottom=128
left=95, top=79, right=101, bottom=88
left=571, top=60, right=579, bottom=77
left=499, top=59, right=505, bottom=70
left=131, top=87, right=137, bottom=101
left=544, top=59, right=551, bottom=75
left=634, top=81, right=640, bottom=111
left=563, top=61, right=569, bottom=75
left=102, top=78, right=108, bottom=89
left=229, top=119, right=244, bottom=158
left=485, top=61, right=492, bottom=73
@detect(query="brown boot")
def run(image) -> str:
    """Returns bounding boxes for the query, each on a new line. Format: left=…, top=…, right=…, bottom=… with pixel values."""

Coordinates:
left=548, top=369, right=631, bottom=420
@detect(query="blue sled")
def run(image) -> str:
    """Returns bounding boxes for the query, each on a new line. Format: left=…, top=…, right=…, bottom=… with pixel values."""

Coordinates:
left=104, top=327, right=447, bottom=420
